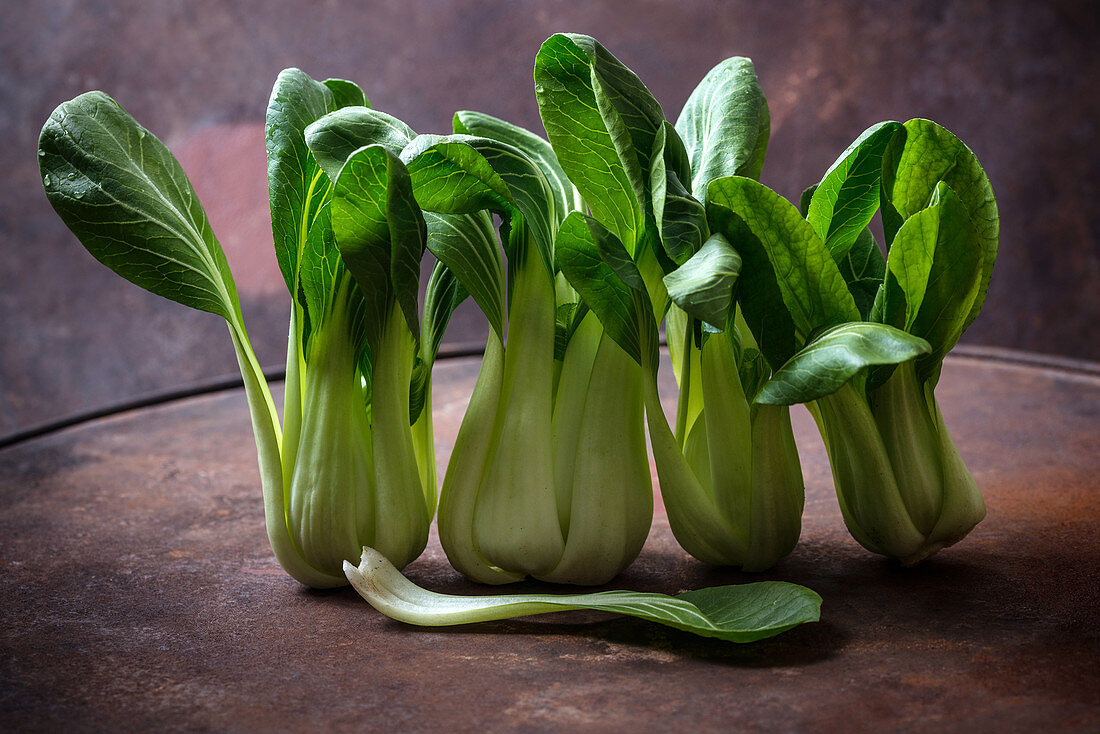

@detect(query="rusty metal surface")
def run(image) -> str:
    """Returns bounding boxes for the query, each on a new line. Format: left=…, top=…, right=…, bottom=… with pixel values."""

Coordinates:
left=1, top=354, right=1098, bottom=732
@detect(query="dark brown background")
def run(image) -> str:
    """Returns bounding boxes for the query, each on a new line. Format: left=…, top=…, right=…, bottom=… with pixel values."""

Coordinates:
left=3, top=0, right=1098, bottom=439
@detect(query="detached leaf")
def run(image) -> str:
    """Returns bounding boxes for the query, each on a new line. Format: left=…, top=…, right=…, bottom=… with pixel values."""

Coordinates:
left=306, top=107, right=416, bottom=181
left=881, top=119, right=998, bottom=329
left=806, top=121, right=902, bottom=261
left=757, top=323, right=931, bottom=405
left=663, top=233, right=742, bottom=329
left=345, top=547, right=821, bottom=644
left=675, top=56, right=770, bottom=196
left=555, top=212, right=658, bottom=368
left=39, top=91, right=239, bottom=322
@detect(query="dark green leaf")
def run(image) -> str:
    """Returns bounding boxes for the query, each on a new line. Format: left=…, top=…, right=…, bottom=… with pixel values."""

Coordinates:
left=306, top=107, right=415, bottom=182
left=756, top=323, right=931, bottom=405
left=403, top=134, right=556, bottom=275
left=675, top=56, right=770, bottom=196
left=331, top=145, right=426, bottom=344
left=806, top=121, right=902, bottom=260
left=453, top=110, right=579, bottom=224
left=555, top=212, right=658, bottom=368
left=39, top=91, right=239, bottom=322
left=266, top=68, right=349, bottom=297
left=410, top=261, right=467, bottom=423
left=651, top=122, right=709, bottom=266
left=839, top=227, right=887, bottom=319
left=346, top=547, right=822, bottom=643
left=881, top=118, right=998, bottom=330
left=662, top=233, right=742, bottom=329
left=322, top=78, right=369, bottom=109
left=706, top=176, right=859, bottom=368
left=535, top=33, right=664, bottom=254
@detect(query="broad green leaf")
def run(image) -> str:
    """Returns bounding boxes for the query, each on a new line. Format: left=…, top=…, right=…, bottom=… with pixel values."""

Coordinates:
left=651, top=122, right=709, bottom=266
left=555, top=212, right=658, bottom=368
left=39, top=91, right=240, bottom=323
left=266, top=68, right=358, bottom=297
left=306, top=107, right=416, bottom=182
left=346, top=547, right=822, bottom=643
left=756, top=323, right=931, bottom=405
left=881, top=182, right=984, bottom=384
left=806, top=121, right=902, bottom=260
left=881, top=118, right=998, bottom=330
left=800, top=183, right=886, bottom=318
left=706, top=176, right=859, bottom=368
left=662, top=233, right=741, bottom=329
left=675, top=56, right=770, bottom=196
left=331, top=145, right=426, bottom=344
left=535, top=33, right=664, bottom=254
left=423, top=211, right=505, bottom=339
left=402, top=134, right=556, bottom=275
left=453, top=110, right=580, bottom=224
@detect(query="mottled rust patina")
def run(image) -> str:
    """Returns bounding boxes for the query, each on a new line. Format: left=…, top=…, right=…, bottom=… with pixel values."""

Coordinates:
left=1, top=353, right=1098, bottom=731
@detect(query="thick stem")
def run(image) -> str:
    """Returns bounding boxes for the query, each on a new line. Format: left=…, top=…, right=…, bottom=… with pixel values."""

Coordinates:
left=643, top=363, right=746, bottom=565
left=368, top=303, right=431, bottom=570
left=474, top=252, right=564, bottom=576
left=812, top=384, right=926, bottom=560
left=284, top=286, right=375, bottom=583
left=868, top=361, right=944, bottom=535
left=543, top=327, right=652, bottom=584
left=436, top=331, right=523, bottom=584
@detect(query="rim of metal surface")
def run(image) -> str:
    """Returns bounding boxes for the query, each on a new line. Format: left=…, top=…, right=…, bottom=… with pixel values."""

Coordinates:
left=1, top=342, right=1096, bottom=452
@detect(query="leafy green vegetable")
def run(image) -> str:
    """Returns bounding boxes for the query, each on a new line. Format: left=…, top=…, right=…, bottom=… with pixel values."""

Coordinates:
left=546, top=44, right=806, bottom=572
left=402, top=124, right=654, bottom=586
left=707, top=118, right=997, bottom=564
left=39, top=72, right=461, bottom=587
left=344, top=547, right=821, bottom=643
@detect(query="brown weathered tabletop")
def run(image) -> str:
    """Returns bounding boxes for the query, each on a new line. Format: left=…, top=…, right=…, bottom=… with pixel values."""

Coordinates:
left=1, top=352, right=1098, bottom=732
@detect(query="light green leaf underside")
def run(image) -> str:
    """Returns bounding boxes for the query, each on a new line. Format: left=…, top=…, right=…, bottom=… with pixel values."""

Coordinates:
left=675, top=55, right=770, bottom=197
left=756, top=322, right=931, bottom=405
left=39, top=91, right=239, bottom=322
left=345, top=547, right=821, bottom=644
